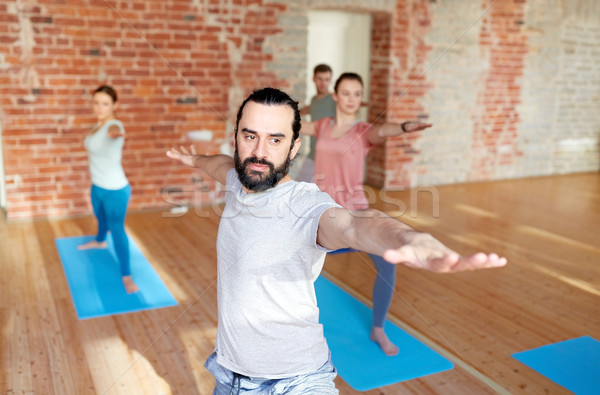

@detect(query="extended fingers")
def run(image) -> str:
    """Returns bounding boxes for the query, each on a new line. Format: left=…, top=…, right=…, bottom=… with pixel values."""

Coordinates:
left=473, top=252, right=507, bottom=268
left=455, top=252, right=507, bottom=271
left=383, top=247, right=459, bottom=271
left=384, top=248, right=506, bottom=273
left=426, top=253, right=461, bottom=272
left=166, top=148, right=179, bottom=158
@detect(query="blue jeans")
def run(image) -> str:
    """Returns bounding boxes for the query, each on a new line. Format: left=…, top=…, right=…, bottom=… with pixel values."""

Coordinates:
left=90, top=184, right=131, bottom=276
left=204, top=352, right=338, bottom=394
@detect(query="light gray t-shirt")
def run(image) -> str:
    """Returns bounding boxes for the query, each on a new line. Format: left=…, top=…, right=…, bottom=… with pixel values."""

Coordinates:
left=215, top=169, right=341, bottom=378
left=83, top=119, right=128, bottom=190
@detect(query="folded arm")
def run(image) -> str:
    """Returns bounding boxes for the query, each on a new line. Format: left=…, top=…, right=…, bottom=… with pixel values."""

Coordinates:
left=166, top=146, right=233, bottom=185
left=317, top=207, right=507, bottom=273
left=367, top=121, right=433, bottom=145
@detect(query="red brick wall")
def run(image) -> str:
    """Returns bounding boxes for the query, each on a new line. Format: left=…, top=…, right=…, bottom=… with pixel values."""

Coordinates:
left=366, top=0, right=433, bottom=189
left=365, top=12, right=392, bottom=187
left=1, top=0, right=598, bottom=219
left=0, top=0, right=290, bottom=220
left=469, top=0, right=526, bottom=180
left=366, top=0, right=534, bottom=188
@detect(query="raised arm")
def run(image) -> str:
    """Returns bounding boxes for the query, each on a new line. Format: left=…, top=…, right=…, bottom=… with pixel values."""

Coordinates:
left=166, top=145, right=233, bottom=185
left=317, top=207, right=507, bottom=273
left=299, top=120, right=316, bottom=136
left=299, top=106, right=310, bottom=116
left=107, top=124, right=124, bottom=139
left=367, top=121, right=433, bottom=146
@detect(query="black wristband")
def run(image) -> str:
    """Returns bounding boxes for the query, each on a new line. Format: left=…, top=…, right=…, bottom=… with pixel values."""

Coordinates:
left=401, top=122, right=410, bottom=133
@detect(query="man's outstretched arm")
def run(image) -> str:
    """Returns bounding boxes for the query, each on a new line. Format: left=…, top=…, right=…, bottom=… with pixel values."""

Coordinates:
left=317, top=207, right=507, bottom=273
left=166, top=146, right=234, bottom=185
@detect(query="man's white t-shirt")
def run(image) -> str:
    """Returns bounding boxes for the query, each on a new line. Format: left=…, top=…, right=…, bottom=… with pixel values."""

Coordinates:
left=215, top=169, right=341, bottom=378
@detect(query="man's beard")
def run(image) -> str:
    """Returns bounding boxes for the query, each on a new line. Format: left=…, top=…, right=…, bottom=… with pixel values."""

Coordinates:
left=234, top=150, right=292, bottom=192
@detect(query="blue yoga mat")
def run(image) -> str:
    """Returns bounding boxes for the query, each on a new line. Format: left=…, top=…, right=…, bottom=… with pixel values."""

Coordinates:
left=315, top=276, right=454, bottom=391
left=55, top=235, right=178, bottom=320
left=512, top=336, right=600, bottom=394
left=328, top=248, right=359, bottom=255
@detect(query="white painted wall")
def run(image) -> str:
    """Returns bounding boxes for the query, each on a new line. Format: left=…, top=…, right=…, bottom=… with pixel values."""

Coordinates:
left=305, top=10, right=372, bottom=122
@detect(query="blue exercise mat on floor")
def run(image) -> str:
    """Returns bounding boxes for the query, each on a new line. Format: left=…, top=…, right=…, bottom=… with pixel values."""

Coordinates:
left=328, top=248, right=359, bottom=255
left=55, top=235, right=178, bottom=320
left=315, top=276, right=453, bottom=391
left=512, top=336, right=600, bottom=395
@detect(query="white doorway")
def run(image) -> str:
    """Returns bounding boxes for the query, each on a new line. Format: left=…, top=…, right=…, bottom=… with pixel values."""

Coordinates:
left=305, top=10, right=372, bottom=121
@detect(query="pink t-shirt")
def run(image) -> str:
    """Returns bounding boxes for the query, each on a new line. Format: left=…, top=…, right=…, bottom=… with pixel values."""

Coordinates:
left=313, top=117, right=374, bottom=210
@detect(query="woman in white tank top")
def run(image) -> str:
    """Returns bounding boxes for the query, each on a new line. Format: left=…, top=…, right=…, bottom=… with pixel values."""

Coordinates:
left=78, top=85, right=138, bottom=294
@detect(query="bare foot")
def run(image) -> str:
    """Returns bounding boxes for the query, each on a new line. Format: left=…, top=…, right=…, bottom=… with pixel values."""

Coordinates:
left=122, top=276, right=140, bottom=294
left=77, top=240, right=107, bottom=250
left=370, top=327, right=399, bottom=356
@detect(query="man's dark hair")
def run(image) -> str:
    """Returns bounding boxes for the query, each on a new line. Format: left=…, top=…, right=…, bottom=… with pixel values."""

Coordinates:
left=93, top=85, right=118, bottom=103
left=235, top=87, right=301, bottom=145
left=334, top=72, right=363, bottom=93
left=313, top=64, right=332, bottom=76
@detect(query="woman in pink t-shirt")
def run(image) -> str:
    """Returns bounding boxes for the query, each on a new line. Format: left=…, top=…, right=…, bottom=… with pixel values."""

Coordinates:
left=300, top=73, right=432, bottom=356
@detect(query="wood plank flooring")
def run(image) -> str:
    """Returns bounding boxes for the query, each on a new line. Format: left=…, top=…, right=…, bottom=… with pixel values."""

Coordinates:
left=1, top=172, right=599, bottom=394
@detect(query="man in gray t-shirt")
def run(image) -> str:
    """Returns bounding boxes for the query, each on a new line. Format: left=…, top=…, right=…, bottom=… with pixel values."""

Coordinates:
left=303, top=64, right=336, bottom=162
left=293, top=64, right=336, bottom=182
left=167, top=87, right=507, bottom=393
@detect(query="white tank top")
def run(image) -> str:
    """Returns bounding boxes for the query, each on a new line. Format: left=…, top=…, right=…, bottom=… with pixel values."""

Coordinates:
left=83, top=119, right=128, bottom=190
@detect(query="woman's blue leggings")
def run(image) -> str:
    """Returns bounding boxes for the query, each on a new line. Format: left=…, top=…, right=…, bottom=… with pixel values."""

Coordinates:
left=368, top=253, right=397, bottom=328
left=91, top=184, right=131, bottom=276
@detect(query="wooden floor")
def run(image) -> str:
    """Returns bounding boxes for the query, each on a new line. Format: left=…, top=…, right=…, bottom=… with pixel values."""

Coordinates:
left=2, top=172, right=599, bottom=394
